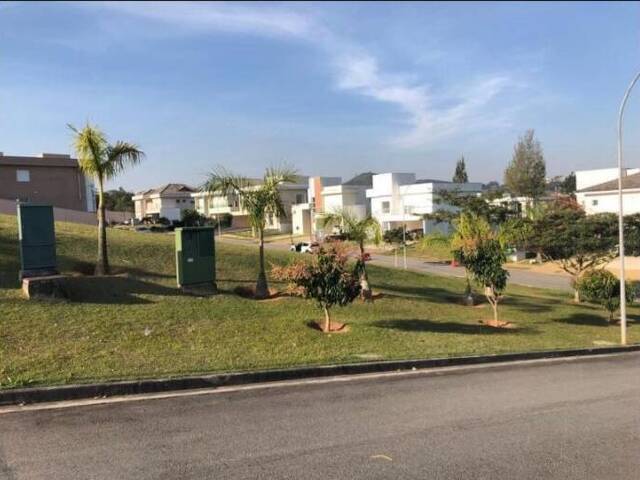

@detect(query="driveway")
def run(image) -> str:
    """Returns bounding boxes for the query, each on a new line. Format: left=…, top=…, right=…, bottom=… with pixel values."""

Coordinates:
left=1, top=353, right=639, bottom=479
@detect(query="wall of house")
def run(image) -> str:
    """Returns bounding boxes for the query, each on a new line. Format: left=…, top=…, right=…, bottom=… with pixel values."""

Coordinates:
left=577, top=189, right=640, bottom=215
left=0, top=163, right=90, bottom=211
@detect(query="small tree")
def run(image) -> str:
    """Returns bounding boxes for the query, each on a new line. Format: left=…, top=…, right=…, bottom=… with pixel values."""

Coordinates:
left=69, top=123, right=144, bottom=275
left=272, top=246, right=361, bottom=332
left=464, top=239, right=509, bottom=325
left=320, top=210, right=381, bottom=301
left=452, top=155, right=469, bottom=183
left=451, top=212, right=509, bottom=323
left=504, top=129, right=546, bottom=200
left=577, top=270, right=635, bottom=323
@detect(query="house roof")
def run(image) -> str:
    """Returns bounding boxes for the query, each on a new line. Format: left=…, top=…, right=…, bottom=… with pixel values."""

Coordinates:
left=579, top=172, right=640, bottom=193
left=138, top=183, right=195, bottom=196
left=415, top=178, right=451, bottom=184
left=0, top=154, right=79, bottom=168
left=344, top=172, right=375, bottom=187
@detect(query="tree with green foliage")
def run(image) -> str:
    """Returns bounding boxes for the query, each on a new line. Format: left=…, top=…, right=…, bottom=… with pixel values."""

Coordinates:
left=451, top=212, right=508, bottom=324
left=452, top=155, right=469, bottom=183
left=426, top=188, right=518, bottom=226
left=272, top=246, right=361, bottom=332
left=203, top=165, right=298, bottom=298
left=576, top=269, right=635, bottom=323
left=103, top=187, right=134, bottom=212
left=530, top=209, right=617, bottom=302
left=320, top=210, right=382, bottom=301
left=504, top=129, right=546, bottom=199
left=69, top=123, right=144, bottom=275
left=180, top=209, right=209, bottom=227
left=560, top=172, right=576, bottom=196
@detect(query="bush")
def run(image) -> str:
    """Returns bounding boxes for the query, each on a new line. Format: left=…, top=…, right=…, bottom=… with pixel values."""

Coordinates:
left=576, top=269, right=636, bottom=323
left=181, top=209, right=208, bottom=227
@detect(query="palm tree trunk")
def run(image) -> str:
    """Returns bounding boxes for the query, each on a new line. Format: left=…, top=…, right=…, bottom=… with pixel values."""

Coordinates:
left=323, top=305, right=331, bottom=333
left=359, top=240, right=372, bottom=301
left=256, top=228, right=268, bottom=298
left=95, top=178, right=109, bottom=275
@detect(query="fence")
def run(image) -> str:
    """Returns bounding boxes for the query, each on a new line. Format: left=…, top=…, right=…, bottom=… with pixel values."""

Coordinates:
left=0, top=198, right=133, bottom=226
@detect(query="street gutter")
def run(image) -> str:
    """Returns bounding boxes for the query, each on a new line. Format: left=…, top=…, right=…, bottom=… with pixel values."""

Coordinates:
left=2, top=345, right=639, bottom=407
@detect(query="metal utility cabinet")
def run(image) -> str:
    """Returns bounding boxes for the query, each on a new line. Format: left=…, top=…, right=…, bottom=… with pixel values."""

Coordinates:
left=175, top=226, right=217, bottom=290
left=17, top=203, right=58, bottom=279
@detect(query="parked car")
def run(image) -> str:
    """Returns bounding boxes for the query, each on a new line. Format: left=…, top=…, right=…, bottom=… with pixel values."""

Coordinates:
left=290, top=242, right=319, bottom=253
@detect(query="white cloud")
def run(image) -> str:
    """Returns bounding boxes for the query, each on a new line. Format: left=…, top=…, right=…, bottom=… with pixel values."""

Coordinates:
left=94, top=1, right=521, bottom=149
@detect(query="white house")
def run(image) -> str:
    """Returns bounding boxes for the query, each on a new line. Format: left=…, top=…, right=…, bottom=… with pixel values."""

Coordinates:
left=366, top=173, right=483, bottom=233
left=192, top=179, right=308, bottom=232
left=575, top=167, right=640, bottom=192
left=133, top=184, right=196, bottom=222
left=577, top=170, right=640, bottom=215
left=291, top=174, right=374, bottom=238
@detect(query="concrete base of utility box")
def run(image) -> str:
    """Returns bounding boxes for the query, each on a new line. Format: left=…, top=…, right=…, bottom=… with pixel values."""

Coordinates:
left=22, top=275, right=68, bottom=299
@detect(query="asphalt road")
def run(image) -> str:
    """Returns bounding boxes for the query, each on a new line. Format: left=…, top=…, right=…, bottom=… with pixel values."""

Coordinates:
left=1, top=353, right=639, bottom=479
left=220, top=236, right=573, bottom=291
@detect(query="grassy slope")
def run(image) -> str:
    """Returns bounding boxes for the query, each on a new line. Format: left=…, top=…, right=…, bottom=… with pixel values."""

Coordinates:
left=1, top=214, right=637, bottom=389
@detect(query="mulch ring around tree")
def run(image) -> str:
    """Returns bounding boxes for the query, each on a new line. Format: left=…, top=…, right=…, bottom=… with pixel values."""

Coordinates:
left=307, top=321, right=351, bottom=334
left=479, top=319, right=516, bottom=329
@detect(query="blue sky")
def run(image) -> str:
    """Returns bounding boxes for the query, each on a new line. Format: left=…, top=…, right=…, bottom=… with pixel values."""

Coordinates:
left=1, top=1, right=639, bottom=191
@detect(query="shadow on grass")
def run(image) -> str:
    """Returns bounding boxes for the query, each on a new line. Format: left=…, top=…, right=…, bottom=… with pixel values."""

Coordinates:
left=374, top=319, right=537, bottom=335
left=554, top=312, right=636, bottom=327
left=66, top=275, right=181, bottom=304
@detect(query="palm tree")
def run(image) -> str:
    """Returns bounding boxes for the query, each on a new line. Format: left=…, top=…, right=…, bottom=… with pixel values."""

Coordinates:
left=320, top=209, right=381, bottom=300
left=203, top=165, right=298, bottom=299
left=68, top=123, right=144, bottom=275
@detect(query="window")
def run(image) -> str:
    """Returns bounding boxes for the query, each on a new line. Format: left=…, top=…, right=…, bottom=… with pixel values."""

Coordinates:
left=16, top=169, right=30, bottom=182
left=295, top=193, right=305, bottom=204
left=592, top=199, right=599, bottom=206
left=381, top=201, right=390, bottom=214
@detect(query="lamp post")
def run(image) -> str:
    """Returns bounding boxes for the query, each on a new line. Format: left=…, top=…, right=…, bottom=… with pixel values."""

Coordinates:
left=617, top=71, right=640, bottom=345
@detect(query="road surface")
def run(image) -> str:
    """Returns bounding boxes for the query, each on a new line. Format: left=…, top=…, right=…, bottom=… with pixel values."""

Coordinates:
left=220, top=236, right=573, bottom=291
left=1, top=353, right=639, bottom=479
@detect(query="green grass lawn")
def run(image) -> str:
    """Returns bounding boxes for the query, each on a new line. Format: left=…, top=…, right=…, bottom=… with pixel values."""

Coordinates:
left=384, top=240, right=453, bottom=262
left=1, top=213, right=638, bottom=390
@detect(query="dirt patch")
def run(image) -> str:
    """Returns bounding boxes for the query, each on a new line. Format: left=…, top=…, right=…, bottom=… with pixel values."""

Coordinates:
left=308, top=321, right=350, bottom=334
left=479, top=319, right=516, bottom=329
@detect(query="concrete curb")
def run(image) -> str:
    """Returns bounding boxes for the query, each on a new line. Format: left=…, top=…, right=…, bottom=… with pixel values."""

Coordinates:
left=2, top=345, right=639, bottom=406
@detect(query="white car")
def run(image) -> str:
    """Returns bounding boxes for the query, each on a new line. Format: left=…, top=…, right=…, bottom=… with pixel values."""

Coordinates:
left=290, top=242, right=318, bottom=253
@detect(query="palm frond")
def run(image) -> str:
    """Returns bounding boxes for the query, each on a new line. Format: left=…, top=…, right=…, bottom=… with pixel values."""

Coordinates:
left=264, top=164, right=299, bottom=187
left=68, top=123, right=108, bottom=179
left=104, top=141, right=145, bottom=180
left=202, top=165, right=252, bottom=196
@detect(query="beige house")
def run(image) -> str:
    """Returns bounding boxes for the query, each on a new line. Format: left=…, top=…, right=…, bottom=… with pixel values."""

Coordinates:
left=0, top=152, right=95, bottom=211
left=192, top=181, right=308, bottom=232
left=133, top=184, right=196, bottom=222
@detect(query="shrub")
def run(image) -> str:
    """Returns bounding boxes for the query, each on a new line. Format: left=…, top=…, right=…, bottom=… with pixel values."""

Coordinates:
left=272, top=245, right=361, bottom=332
left=576, top=269, right=636, bottom=323
left=181, top=209, right=208, bottom=227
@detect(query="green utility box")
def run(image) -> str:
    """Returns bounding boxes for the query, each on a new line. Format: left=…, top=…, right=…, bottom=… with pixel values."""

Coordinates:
left=17, top=203, right=58, bottom=279
left=175, top=226, right=217, bottom=290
